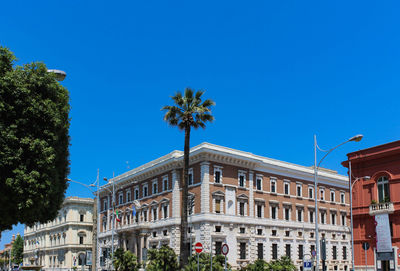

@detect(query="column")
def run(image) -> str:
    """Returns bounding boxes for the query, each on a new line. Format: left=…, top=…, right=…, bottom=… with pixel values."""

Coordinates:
left=200, top=162, right=210, bottom=213
left=249, top=171, right=254, bottom=217
left=172, top=170, right=180, bottom=218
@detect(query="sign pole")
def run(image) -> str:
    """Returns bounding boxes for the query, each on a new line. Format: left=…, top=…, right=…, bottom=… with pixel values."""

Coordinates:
left=224, top=255, right=227, bottom=271
left=197, top=253, right=199, bottom=271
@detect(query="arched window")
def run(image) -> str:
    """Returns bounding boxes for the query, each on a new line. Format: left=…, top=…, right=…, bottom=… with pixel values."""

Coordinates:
left=377, top=176, right=390, bottom=203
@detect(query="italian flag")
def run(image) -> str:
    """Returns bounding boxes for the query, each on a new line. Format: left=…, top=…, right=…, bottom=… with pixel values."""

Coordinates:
left=116, top=210, right=121, bottom=222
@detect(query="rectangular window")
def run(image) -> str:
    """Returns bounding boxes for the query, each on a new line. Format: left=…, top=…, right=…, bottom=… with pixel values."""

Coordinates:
left=271, top=180, right=276, bottom=193
left=271, top=230, right=277, bottom=236
left=239, top=175, right=245, bottom=187
left=153, top=208, right=157, bottom=221
left=153, top=182, right=158, bottom=194
left=119, top=194, right=123, bottom=205
left=188, top=172, right=193, bottom=185
left=80, top=214, right=84, bottom=222
left=271, top=206, right=276, bottom=219
left=215, top=226, right=221, bottom=232
left=257, top=229, right=263, bottom=235
left=143, top=185, right=148, bottom=197
left=331, top=191, right=335, bottom=202
left=297, top=185, right=302, bottom=197
left=309, top=211, right=314, bottom=223
left=320, top=189, right=325, bottom=200
left=103, top=200, right=108, bottom=211
left=163, top=205, right=168, bottom=219
left=342, top=247, right=347, bottom=260
left=134, top=188, right=139, bottom=200
left=332, top=246, right=337, bottom=260
left=79, top=236, right=83, bottom=245
left=272, top=244, right=278, bottom=260
left=340, top=193, right=345, bottom=204
left=239, top=227, right=245, bottom=234
left=310, top=245, right=315, bottom=254
left=341, top=214, right=346, bottom=226
left=126, top=191, right=131, bottom=202
left=297, top=209, right=302, bottom=222
left=240, top=243, right=246, bottom=260
left=163, top=178, right=168, bottom=191
left=286, top=244, right=291, bottom=258
left=215, top=242, right=222, bottom=255
left=256, top=178, right=262, bottom=190
left=321, top=213, right=325, bottom=224
left=309, top=187, right=313, bottom=199
left=239, top=202, right=245, bottom=216
left=331, top=213, right=336, bottom=225
left=215, top=171, right=221, bottom=184
left=143, top=210, right=147, bottom=222
left=215, top=199, right=221, bottom=213
left=285, top=208, right=290, bottom=221
left=257, top=243, right=263, bottom=260
left=284, top=183, right=289, bottom=195
left=257, top=205, right=262, bottom=218
left=298, top=245, right=303, bottom=260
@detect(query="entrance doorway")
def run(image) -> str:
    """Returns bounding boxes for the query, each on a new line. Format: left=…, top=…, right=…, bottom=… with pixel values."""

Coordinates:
left=381, top=260, right=390, bottom=271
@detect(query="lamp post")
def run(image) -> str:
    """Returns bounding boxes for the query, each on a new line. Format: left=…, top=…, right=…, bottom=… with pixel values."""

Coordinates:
left=102, top=178, right=115, bottom=271
left=47, top=69, right=67, bottom=81
left=348, top=162, right=371, bottom=271
left=313, top=134, right=363, bottom=271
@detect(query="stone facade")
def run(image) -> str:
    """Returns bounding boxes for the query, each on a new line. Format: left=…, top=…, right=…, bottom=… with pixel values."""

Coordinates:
left=23, top=197, right=94, bottom=271
left=98, top=143, right=351, bottom=270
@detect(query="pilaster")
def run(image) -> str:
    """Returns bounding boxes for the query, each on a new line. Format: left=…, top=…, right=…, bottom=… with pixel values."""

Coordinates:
left=249, top=171, right=254, bottom=217
left=200, top=162, right=211, bottom=213
left=172, top=170, right=180, bottom=218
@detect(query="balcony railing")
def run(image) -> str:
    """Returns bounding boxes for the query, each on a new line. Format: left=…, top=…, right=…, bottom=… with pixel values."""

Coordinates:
left=369, top=202, right=394, bottom=216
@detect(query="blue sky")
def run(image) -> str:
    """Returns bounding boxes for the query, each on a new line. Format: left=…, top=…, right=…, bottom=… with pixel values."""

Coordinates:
left=1, top=0, right=400, bottom=248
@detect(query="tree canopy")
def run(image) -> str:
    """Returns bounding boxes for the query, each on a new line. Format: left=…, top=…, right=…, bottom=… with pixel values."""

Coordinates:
left=0, top=46, right=70, bottom=231
left=146, top=245, right=179, bottom=271
left=112, top=248, right=140, bottom=271
left=11, top=234, right=23, bottom=264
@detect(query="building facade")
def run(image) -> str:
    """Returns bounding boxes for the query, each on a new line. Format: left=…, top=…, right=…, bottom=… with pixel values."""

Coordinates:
left=98, top=143, right=351, bottom=270
left=344, top=140, right=400, bottom=271
left=23, top=197, right=94, bottom=271
left=0, top=234, right=17, bottom=270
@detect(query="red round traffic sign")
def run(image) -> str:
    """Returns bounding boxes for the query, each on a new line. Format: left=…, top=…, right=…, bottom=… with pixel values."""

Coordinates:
left=195, top=242, right=203, bottom=253
left=221, top=244, right=229, bottom=255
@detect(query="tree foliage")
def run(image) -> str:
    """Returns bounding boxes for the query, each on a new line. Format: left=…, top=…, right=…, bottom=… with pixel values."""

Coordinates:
left=146, top=245, right=179, bottom=271
left=242, top=257, right=296, bottom=271
left=0, top=46, right=70, bottom=231
left=112, top=248, right=140, bottom=271
left=11, top=234, right=23, bottom=264
left=162, top=88, right=215, bottom=267
left=184, top=253, right=228, bottom=271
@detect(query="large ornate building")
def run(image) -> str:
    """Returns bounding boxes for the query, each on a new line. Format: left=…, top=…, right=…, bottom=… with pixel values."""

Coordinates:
left=23, top=197, right=94, bottom=271
left=98, top=143, right=351, bottom=270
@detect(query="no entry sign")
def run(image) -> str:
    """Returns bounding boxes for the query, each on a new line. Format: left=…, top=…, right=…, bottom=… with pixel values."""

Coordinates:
left=195, top=242, right=203, bottom=253
left=221, top=244, right=229, bottom=255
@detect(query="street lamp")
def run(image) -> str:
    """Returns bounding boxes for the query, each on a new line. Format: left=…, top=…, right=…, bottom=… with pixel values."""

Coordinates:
left=101, top=177, right=115, bottom=271
left=47, top=69, right=67, bottom=81
left=313, top=134, right=363, bottom=271
left=349, top=163, right=371, bottom=271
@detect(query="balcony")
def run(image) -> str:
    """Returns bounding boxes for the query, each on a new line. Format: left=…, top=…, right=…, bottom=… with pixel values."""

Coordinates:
left=369, top=202, right=394, bottom=216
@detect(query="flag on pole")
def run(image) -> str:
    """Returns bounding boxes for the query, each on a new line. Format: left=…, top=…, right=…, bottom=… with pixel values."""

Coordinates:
left=132, top=206, right=136, bottom=217
left=116, top=210, right=121, bottom=222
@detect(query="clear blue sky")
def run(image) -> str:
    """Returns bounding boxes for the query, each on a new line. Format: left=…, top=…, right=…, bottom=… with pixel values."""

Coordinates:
left=1, top=0, right=400, bottom=248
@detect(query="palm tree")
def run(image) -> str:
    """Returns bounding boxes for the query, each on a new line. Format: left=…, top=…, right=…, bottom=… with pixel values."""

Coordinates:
left=162, top=88, right=215, bottom=267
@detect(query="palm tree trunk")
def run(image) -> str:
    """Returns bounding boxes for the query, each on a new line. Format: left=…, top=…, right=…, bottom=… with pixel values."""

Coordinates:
left=179, top=124, right=191, bottom=267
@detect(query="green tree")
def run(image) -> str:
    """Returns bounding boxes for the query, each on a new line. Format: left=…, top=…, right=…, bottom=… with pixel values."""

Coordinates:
left=243, top=259, right=268, bottom=271
left=162, top=88, right=215, bottom=267
left=184, top=253, right=228, bottom=271
left=146, top=245, right=179, bottom=271
left=11, top=234, right=23, bottom=264
left=266, top=256, right=296, bottom=271
left=0, top=46, right=70, bottom=231
left=112, top=248, right=140, bottom=271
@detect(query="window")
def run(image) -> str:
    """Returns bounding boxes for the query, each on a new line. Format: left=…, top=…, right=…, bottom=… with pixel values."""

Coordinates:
left=80, top=214, right=84, bottom=222
left=296, top=184, right=302, bottom=197
left=163, top=205, right=168, bottom=219
left=310, top=232, right=314, bottom=238
left=239, top=227, right=245, bottom=234
left=270, top=179, right=276, bottom=193
left=214, top=167, right=222, bottom=184
left=331, top=213, right=336, bottom=225
left=272, top=244, right=278, bottom=259
left=163, top=177, right=168, bottom=191
left=152, top=231, right=157, bottom=237
left=321, top=212, right=326, bottom=224
left=330, top=191, right=335, bottom=202
left=271, top=230, right=277, bottom=236
left=188, top=168, right=193, bottom=185
left=240, top=243, right=246, bottom=260
left=79, top=236, right=84, bottom=245
left=340, top=193, right=345, bottom=204
left=215, top=226, right=221, bottom=232
left=377, top=176, right=390, bottom=203
left=285, top=244, right=291, bottom=258
left=238, top=172, right=246, bottom=187
left=332, top=246, right=337, bottom=260
left=152, top=181, right=158, bottom=194
left=118, top=193, right=123, bottom=205
left=257, top=229, right=263, bottom=235
left=320, top=189, right=325, bottom=200
left=215, top=199, right=221, bottom=214
left=215, top=242, right=222, bottom=255
left=308, top=187, right=314, bottom=199
left=258, top=243, right=263, bottom=259
left=103, top=200, right=108, bottom=211
left=239, top=202, right=245, bottom=216
left=271, top=206, right=277, bottom=219
left=257, top=205, right=262, bottom=218
left=163, top=230, right=168, bottom=236
left=126, top=190, right=131, bottom=202
left=310, top=245, right=315, bottom=254
left=143, top=185, right=148, bottom=197
left=285, top=208, right=290, bottom=221
left=152, top=208, right=157, bottom=221
left=298, top=245, right=304, bottom=260
left=134, top=187, right=139, bottom=200
left=285, top=231, right=290, bottom=237
left=309, top=210, right=314, bottom=223
left=297, top=209, right=303, bottom=222
left=143, top=210, right=148, bottom=222
left=256, top=177, right=262, bottom=191
left=342, top=247, right=347, bottom=260
left=284, top=182, right=290, bottom=195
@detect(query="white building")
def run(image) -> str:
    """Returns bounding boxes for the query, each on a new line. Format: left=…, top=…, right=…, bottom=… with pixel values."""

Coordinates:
left=98, top=143, right=351, bottom=270
left=23, top=197, right=94, bottom=271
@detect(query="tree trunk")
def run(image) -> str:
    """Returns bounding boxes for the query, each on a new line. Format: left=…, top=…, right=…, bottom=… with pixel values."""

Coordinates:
left=179, top=125, right=191, bottom=268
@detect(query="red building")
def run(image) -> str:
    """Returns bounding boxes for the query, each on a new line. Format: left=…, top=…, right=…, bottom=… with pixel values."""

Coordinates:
left=343, top=140, right=400, bottom=271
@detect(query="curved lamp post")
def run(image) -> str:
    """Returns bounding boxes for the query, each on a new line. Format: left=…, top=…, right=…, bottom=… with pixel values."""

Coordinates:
left=314, top=134, right=363, bottom=271
left=101, top=178, right=115, bottom=271
left=47, top=69, right=67, bottom=81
